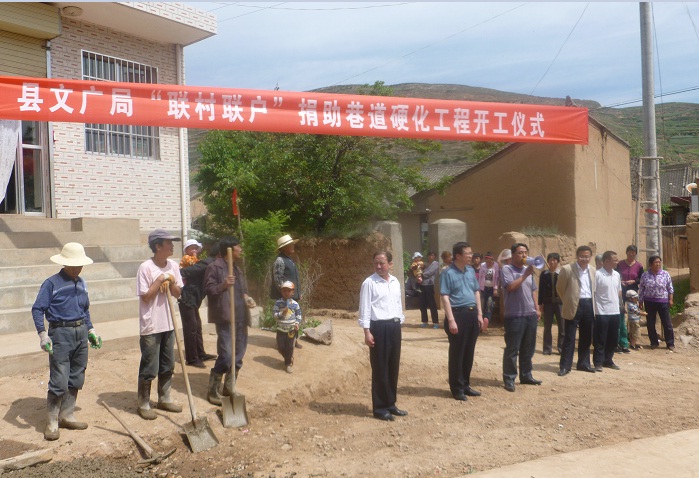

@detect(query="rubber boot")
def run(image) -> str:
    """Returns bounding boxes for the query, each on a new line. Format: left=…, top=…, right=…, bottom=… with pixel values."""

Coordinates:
left=207, top=370, right=223, bottom=405
left=137, top=380, right=157, bottom=420
left=58, top=387, right=88, bottom=430
left=221, top=370, right=233, bottom=397
left=156, top=372, right=183, bottom=413
left=44, top=391, right=62, bottom=441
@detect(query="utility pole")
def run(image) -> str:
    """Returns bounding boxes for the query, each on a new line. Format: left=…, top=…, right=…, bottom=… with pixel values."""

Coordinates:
left=639, top=2, right=661, bottom=260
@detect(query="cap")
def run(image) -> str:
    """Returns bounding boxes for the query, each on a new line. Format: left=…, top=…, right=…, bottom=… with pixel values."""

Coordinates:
left=412, top=252, right=423, bottom=259
left=484, top=252, right=493, bottom=259
left=626, top=290, right=638, bottom=298
left=281, top=281, right=295, bottom=290
left=148, top=229, right=181, bottom=245
left=183, top=238, right=202, bottom=252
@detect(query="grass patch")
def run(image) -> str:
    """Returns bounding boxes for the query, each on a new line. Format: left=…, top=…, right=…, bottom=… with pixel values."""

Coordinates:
left=670, top=277, right=690, bottom=316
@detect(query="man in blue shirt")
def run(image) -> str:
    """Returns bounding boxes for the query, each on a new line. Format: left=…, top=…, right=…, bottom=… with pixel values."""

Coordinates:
left=440, top=242, right=483, bottom=401
left=32, top=243, right=102, bottom=441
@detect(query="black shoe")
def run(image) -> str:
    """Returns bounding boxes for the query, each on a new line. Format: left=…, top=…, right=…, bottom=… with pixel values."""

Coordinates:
left=576, top=365, right=596, bottom=373
left=603, top=362, right=620, bottom=370
left=453, top=393, right=467, bottom=401
left=650, top=344, right=658, bottom=350
left=615, top=346, right=622, bottom=353
left=543, top=351, right=552, bottom=356
left=201, top=354, right=217, bottom=361
left=388, top=407, right=408, bottom=417
left=464, top=387, right=481, bottom=397
left=621, top=348, right=631, bottom=354
left=504, top=382, right=515, bottom=392
left=558, top=369, right=570, bottom=376
left=594, top=365, right=603, bottom=372
left=373, top=411, right=394, bottom=421
left=520, top=376, right=542, bottom=385
left=187, top=360, right=206, bottom=369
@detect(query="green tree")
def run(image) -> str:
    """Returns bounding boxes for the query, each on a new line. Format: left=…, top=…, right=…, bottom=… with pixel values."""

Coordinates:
left=195, top=81, right=442, bottom=236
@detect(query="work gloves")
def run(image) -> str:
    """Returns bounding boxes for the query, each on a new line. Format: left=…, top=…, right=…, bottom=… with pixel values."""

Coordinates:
left=39, top=331, right=53, bottom=354
left=88, top=328, right=102, bottom=349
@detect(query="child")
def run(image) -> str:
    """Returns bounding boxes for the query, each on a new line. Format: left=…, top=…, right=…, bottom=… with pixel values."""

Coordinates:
left=625, top=290, right=646, bottom=350
left=180, top=239, right=202, bottom=269
left=274, top=281, right=303, bottom=373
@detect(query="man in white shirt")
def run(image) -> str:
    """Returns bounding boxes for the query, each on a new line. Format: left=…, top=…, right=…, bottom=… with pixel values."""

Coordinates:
left=135, top=229, right=184, bottom=420
left=358, top=251, right=406, bottom=422
left=556, top=245, right=597, bottom=376
left=593, top=251, right=622, bottom=371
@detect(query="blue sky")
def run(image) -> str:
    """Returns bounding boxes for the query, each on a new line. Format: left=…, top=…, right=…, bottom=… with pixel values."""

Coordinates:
left=183, top=2, right=699, bottom=108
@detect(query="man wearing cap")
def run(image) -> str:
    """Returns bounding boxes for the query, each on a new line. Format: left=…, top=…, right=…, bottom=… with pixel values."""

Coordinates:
left=272, top=234, right=303, bottom=349
left=32, top=242, right=102, bottom=440
left=135, top=229, right=184, bottom=420
left=179, top=239, right=217, bottom=368
left=359, top=250, right=407, bottom=421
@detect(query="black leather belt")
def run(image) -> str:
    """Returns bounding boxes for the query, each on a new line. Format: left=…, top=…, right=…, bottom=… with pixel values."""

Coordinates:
left=49, top=319, right=85, bottom=328
left=452, top=306, right=476, bottom=311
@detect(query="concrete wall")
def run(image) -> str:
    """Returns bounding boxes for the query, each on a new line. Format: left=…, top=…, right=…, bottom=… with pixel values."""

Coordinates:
left=397, top=211, right=421, bottom=256
left=49, top=18, right=187, bottom=233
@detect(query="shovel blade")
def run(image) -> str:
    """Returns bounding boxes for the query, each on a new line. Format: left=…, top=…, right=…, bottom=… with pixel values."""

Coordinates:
left=183, top=416, right=219, bottom=453
left=222, top=392, right=249, bottom=428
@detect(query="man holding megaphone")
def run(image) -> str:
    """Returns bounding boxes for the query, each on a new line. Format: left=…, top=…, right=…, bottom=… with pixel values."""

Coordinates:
left=500, top=243, right=542, bottom=392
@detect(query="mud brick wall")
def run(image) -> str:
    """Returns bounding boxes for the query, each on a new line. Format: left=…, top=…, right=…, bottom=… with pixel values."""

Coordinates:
left=296, top=232, right=392, bottom=311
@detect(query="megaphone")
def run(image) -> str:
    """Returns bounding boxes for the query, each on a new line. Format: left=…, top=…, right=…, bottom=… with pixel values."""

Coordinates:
left=524, top=255, right=546, bottom=269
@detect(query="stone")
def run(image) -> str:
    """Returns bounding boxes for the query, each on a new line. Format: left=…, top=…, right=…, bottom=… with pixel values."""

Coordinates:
left=303, top=320, right=333, bottom=345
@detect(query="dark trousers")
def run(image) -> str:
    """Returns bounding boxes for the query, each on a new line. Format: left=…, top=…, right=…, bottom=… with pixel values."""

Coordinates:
left=179, top=302, right=206, bottom=363
left=213, top=316, right=248, bottom=374
left=560, top=298, right=594, bottom=371
left=369, top=319, right=402, bottom=414
left=482, top=287, right=495, bottom=319
left=48, top=323, right=89, bottom=396
left=503, top=315, right=538, bottom=385
left=445, top=307, right=480, bottom=396
left=593, top=314, right=620, bottom=366
left=542, top=302, right=564, bottom=354
left=420, top=284, right=439, bottom=323
left=138, top=331, right=175, bottom=382
left=276, top=329, right=297, bottom=366
left=645, top=301, right=675, bottom=347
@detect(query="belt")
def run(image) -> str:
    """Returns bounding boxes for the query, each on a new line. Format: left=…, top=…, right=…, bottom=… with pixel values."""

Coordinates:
left=372, top=317, right=401, bottom=324
left=452, top=306, right=476, bottom=311
left=49, top=319, right=85, bottom=328
left=579, top=298, right=593, bottom=302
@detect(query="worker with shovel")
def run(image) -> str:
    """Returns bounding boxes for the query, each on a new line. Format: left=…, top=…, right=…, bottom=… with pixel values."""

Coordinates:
left=203, top=237, right=256, bottom=405
left=136, top=229, right=185, bottom=420
left=32, top=242, right=102, bottom=440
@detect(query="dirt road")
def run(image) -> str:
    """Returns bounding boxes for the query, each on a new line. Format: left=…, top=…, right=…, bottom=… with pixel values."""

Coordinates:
left=2, top=309, right=698, bottom=477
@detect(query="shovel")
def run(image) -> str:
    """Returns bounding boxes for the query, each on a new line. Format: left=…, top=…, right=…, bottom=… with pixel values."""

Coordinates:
left=165, top=287, right=219, bottom=453
left=102, top=401, right=176, bottom=466
left=221, top=247, right=250, bottom=428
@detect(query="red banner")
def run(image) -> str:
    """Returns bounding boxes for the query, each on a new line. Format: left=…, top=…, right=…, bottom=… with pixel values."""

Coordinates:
left=0, top=76, right=588, bottom=144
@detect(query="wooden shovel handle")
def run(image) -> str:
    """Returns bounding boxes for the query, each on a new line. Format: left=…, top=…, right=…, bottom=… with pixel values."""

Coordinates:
left=227, top=247, right=237, bottom=393
left=165, top=287, right=198, bottom=422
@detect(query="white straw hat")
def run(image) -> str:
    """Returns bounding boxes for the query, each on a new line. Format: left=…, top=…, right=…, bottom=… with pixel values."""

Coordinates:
left=50, top=243, right=94, bottom=267
left=183, top=239, right=202, bottom=252
left=276, top=234, right=299, bottom=250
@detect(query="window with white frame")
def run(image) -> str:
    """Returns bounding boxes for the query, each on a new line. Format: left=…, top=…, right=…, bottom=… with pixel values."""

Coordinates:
left=82, top=51, right=159, bottom=159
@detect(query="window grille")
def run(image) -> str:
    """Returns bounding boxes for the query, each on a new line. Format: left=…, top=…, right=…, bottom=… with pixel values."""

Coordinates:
left=82, top=51, right=159, bottom=159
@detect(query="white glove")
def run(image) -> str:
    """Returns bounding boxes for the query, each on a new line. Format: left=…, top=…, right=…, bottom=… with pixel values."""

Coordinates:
left=39, top=331, right=53, bottom=354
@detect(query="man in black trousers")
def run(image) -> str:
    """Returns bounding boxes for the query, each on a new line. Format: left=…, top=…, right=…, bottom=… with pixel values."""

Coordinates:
left=358, top=251, right=407, bottom=422
left=556, top=245, right=597, bottom=376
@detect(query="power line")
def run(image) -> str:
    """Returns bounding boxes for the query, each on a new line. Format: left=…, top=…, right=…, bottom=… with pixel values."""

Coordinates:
left=530, top=3, right=589, bottom=96
left=328, top=3, right=527, bottom=87
left=596, top=86, right=699, bottom=109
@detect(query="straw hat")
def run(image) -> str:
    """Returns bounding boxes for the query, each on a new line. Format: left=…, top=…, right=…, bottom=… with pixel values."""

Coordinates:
left=276, top=234, right=299, bottom=250
left=50, top=243, right=94, bottom=267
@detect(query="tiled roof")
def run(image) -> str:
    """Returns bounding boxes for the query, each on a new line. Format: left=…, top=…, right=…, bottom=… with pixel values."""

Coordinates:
left=659, top=163, right=699, bottom=204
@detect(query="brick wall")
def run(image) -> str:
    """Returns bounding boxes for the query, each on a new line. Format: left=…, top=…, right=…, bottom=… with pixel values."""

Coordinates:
left=49, top=18, right=189, bottom=233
